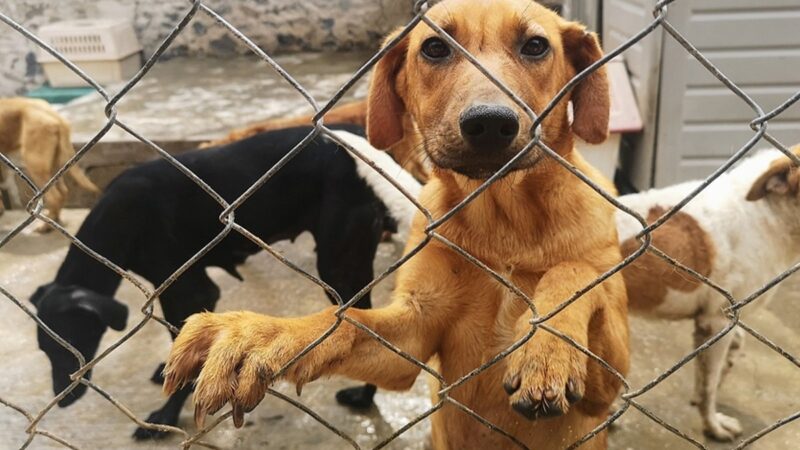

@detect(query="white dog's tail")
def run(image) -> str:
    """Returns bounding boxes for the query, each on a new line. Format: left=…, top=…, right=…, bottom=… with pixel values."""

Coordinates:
left=330, top=130, right=422, bottom=243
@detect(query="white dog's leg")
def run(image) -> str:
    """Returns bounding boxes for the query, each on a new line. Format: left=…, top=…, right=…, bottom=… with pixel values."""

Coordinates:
left=721, top=327, right=745, bottom=383
left=694, top=314, right=743, bottom=441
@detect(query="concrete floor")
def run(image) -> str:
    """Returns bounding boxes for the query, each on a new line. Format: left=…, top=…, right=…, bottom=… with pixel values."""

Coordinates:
left=55, top=53, right=372, bottom=143
left=1, top=209, right=799, bottom=450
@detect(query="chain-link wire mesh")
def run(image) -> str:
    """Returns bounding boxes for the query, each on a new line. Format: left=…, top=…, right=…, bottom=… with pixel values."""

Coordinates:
left=1, top=0, right=799, bottom=449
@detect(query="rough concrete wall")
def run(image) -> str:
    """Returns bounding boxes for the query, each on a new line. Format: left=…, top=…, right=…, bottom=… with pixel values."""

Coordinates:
left=0, top=0, right=412, bottom=96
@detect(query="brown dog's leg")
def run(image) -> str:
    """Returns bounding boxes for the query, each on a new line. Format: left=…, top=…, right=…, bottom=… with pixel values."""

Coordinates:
left=0, top=166, right=7, bottom=217
left=503, top=260, right=627, bottom=423
left=164, top=302, right=441, bottom=427
left=20, top=119, right=63, bottom=232
left=26, top=169, right=64, bottom=233
left=27, top=166, right=64, bottom=233
left=164, top=236, right=462, bottom=427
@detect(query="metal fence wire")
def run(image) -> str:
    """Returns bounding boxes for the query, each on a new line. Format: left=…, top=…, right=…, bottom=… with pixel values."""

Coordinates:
left=1, top=0, right=800, bottom=449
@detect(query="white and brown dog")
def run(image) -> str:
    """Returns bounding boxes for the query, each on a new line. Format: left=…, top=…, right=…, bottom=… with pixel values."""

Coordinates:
left=616, top=145, right=800, bottom=441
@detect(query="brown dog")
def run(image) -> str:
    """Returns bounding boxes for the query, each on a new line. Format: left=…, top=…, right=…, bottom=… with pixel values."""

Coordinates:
left=200, top=100, right=367, bottom=148
left=201, top=99, right=431, bottom=183
left=165, top=1, right=629, bottom=448
left=0, top=97, right=99, bottom=231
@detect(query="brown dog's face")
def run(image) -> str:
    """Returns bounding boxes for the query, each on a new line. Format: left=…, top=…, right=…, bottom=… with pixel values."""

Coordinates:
left=367, top=0, right=610, bottom=180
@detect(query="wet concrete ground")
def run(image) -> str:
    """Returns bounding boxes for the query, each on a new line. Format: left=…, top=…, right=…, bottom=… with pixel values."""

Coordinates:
left=1, top=209, right=798, bottom=449
left=54, top=53, right=373, bottom=143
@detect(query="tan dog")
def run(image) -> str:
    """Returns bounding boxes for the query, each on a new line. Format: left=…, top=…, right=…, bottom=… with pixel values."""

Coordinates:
left=201, top=99, right=431, bottom=183
left=0, top=97, right=99, bottom=231
left=165, top=1, right=629, bottom=449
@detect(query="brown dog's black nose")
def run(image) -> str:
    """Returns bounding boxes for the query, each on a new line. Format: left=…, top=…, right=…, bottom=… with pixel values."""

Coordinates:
left=459, top=104, right=519, bottom=151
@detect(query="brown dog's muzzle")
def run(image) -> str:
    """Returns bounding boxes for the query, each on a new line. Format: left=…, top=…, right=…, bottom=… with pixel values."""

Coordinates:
left=438, top=103, right=527, bottom=179
left=459, top=104, right=520, bottom=152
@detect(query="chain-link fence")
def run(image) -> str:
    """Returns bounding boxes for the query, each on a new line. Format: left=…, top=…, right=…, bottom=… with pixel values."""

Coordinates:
left=1, top=0, right=799, bottom=449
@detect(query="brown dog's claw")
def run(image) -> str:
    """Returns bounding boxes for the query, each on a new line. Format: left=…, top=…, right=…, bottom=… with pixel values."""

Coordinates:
left=565, top=378, right=583, bottom=404
left=504, top=333, right=587, bottom=420
left=503, top=374, right=521, bottom=395
left=232, top=403, right=245, bottom=428
left=194, top=404, right=207, bottom=429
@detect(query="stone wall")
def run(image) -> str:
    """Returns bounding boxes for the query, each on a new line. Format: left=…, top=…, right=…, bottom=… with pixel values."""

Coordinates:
left=0, top=0, right=412, bottom=96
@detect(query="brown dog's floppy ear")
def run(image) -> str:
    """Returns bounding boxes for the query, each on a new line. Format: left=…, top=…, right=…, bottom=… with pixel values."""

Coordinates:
left=562, top=24, right=610, bottom=144
left=746, top=157, right=800, bottom=201
left=367, top=28, right=409, bottom=150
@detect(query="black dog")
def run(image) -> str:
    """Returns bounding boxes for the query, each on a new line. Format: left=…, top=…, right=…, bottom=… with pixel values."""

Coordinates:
left=30, top=125, right=419, bottom=439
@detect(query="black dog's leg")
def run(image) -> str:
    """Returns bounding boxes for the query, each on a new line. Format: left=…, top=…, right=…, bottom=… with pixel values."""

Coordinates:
left=150, top=362, right=166, bottom=385
left=133, top=385, right=192, bottom=440
left=133, top=270, right=220, bottom=440
left=335, top=384, right=378, bottom=409
left=314, top=202, right=384, bottom=409
left=330, top=287, right=378, bottom=410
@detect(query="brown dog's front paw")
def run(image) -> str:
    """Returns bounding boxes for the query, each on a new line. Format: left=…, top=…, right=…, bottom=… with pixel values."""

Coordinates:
left=503, top=334, right=587, bottom=420
left=163, top=311, right=286, bottom=428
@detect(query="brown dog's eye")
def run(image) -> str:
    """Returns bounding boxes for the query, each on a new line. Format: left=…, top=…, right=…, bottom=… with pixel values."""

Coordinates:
left=421, top=37, right=451, bottom=60
left=521, top=36, right=550, bottom=58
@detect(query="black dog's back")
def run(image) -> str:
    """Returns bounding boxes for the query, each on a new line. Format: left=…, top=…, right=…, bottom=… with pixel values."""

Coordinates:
left=56, top=125, right=372, bottom=290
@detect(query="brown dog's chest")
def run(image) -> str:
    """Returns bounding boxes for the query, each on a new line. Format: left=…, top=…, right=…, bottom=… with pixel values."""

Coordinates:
left=424, top=165, right=617, bottom=270
left=436, top=210, right=598, bottom=276
left=433, top=263, right=540, bottom=373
